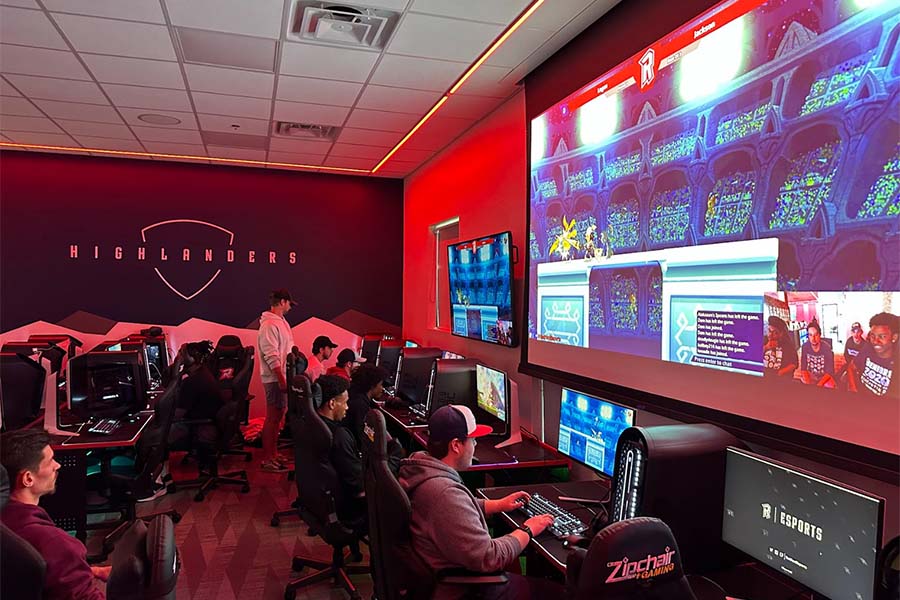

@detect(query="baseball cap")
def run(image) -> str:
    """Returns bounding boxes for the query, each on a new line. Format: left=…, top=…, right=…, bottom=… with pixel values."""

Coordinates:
left=312, top=335, right=339, bottom=353
left=428, top=405, right=492, bottom=444
left=270, top=289, right=297, bottom=306
left=851, top=322, right=862, bottom=332
left=336, top=348, right=366, bottom=366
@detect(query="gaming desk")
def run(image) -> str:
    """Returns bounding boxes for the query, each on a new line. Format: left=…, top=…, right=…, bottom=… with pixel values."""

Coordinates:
left=412, top=429, right=569, bottom=473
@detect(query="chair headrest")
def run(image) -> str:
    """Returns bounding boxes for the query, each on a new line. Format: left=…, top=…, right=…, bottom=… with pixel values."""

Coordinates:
left=214, top=335, right=244, bottom=356
left=0, top=465, right=10, bottom=511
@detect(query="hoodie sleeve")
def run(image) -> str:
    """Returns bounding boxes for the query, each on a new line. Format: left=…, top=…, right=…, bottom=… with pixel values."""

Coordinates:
left=258, top=320, right=284, bottom=374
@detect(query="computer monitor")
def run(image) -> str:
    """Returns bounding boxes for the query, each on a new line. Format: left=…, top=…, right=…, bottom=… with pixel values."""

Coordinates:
left=441, top=350, right=465, bottom=360
left=558, top=388, right=634, bottom=477
left=1, top=341, right=65, bottom=374
left=106, top=340, right=157, bottom=389
left=474, top=364, right=509, bottom=436
left=377, top=341, right=404, bottom=387
left=722, top=447, right=885, bottom=600
left=67, top=351, right=148, bottom=420
left=361, top=337, right=381, bottom=364
left=0, top=353, right=46, bottom=431
left=396, top=347, right=442, bottom=405
left=125, top=334, right=169, bottom=380
left=427, top=358, right=477, bottom=417
left=27, top=334, right=83, bottom=358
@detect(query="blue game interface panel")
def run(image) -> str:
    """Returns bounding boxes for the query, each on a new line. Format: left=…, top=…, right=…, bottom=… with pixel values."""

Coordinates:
left=558, top=388, right=634, bottom=476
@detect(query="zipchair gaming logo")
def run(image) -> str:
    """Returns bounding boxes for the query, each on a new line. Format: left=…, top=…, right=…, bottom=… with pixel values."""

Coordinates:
left=606, top=547, right=676, bottom=583
left=68, top=219, right=298, bottom=301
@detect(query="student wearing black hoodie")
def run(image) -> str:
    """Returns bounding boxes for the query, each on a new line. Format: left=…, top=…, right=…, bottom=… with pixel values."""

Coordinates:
left=400, top=405, right=561, bottom=599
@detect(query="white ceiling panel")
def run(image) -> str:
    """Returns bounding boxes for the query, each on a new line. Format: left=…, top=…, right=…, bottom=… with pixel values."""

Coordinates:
left=197, top=113, right=269, bottom=136
left=356, top=84, right=441, bottom=114
left=0, top=96, right=41, bottom=117
left=452, top=64, right=516, bottom=98
left=184, top=64, right=274, bottom=99
left=329, top=143, right=390, bottom=160
left=4, top=74, right=109, bottom=104
left=441, top=93, right=507, bottom=119
left=276, top=76, right=362, bottom=107
left=32, top=99, right=122, bottom=123
left=484, top=26, right=552, bottom=68
left=410, top=0, right=531, bottom=25
left=191, top=91, right=271, bottom=119
left=0, top=44, right=92, bottom=79
left=345, top=0, right=409, bottom=9
left=72, top=136, right=145, bottom=152
left=525, top=0, right=594, bottom=31
left=117, top=107, right=198, bottom=129
left=82, top=54, right=185, bottom=89
left=131, top=126, right=203, bottom=144
left=165, top=0, right=284, bottom=38
left=56, top=120, right=134, bottom=139
left=0, top=78, right=21, bottom=96
left=272, top=100, right=349, bottom=127
left=268, top=137, right=332, bottom=154
left=141, top=141, right=206, bottom=155
left=344, top=108, right=422, bottom=133
left=266, top=151, right=325, bottom=165
left=336, top=127, right=403, bottom=147
left=369, top=54, right=465, bottom=92
left=43, top=0, right=166, bottom=23
left=52, top=13, right=177, bottom=60
left=0, top=114, right=62, bottom=132
left=280, top=42, right=379, bottom=83
left=388, top=13, right=502, bottom=63
left=1, top=6, right=68, bottom=50
left=404, top=115, right=474, bottom=151
left=3, top=130, right=77, bottom=145
left=380, top=146, right=433, bottom=163
left=102, top=83, right=193, bottom=111
left=323, top=156, right=378, bottom=170
left=0, top=0, right=39, bottom=7
left=206, top=145, right=268, bottom=161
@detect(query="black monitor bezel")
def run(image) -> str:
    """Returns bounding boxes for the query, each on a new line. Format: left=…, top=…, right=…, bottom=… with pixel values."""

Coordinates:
left=67, top=350, right=149, bottom=421
left=474, top=363, right=510, bottom=437
left=558, top=386, right=636, bottom=478
left=0, top=352, right=46, bottom=430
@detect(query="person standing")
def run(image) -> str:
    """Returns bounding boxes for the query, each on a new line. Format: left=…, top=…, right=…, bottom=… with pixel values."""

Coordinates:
left=306, top=335, right=338, bottom=381
left=258, top=289, right=296, bottom=472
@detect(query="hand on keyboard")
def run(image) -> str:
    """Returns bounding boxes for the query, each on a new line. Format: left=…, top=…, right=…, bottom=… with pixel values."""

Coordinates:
left=519, top=493, right=589, bottom=539
left=524, top=514, right=556, bottom=538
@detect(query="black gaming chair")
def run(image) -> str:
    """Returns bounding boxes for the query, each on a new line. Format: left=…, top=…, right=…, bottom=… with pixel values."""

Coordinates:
left=105, top=515, right=180, bottom=600
left=566, top=517, right=697, bottom=600
left=0, top=465, right=46, bottom=600
left=284, top=373, right=369, bottom=600
left=271, top=351, right=308, bottom=527
left=361, top=408, right=506, bottom=600
left=207, top=336, right=256, bottom=460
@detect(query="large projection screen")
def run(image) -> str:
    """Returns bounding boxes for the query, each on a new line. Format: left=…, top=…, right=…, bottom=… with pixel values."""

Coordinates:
left=524, top=0, right=900, bottom=459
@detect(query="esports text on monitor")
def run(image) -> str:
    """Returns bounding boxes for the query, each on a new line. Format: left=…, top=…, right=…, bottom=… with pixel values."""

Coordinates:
left=474, top=364, right=509, bottom=436
left=723, top=448, right=885, bottom=600
left=448, top=231, right=516, bottom=347
left=558, top=388, right=634, bottom=477
left=0, top=353, right=46, bottom=431
left=67, top=351, right=148, bottom=421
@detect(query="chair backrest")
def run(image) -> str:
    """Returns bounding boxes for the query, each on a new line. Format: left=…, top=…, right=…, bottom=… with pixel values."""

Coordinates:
left=106, top=515, right=180, bottom=600
left=135, top=381, right=180, bottom=491
left=208, top=336, right=253, bottom=404
left=0, top=465, right=47, bottom=600
left=567, top=517, right=697, bottom=600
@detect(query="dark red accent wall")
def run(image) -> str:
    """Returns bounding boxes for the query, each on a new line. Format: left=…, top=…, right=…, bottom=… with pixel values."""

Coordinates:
left=0, top=151, right=403, bottom=331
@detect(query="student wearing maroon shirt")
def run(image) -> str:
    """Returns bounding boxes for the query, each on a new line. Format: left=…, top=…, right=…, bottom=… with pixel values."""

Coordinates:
left=0, top=429, right=109, bottom=600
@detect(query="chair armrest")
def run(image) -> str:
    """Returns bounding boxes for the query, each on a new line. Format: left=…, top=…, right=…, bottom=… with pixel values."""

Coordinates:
left=437, top=569, right=509, bottom=585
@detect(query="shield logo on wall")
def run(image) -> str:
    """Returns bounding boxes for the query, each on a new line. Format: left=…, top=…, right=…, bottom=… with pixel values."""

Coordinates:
left=141, top=219, right=234, bottom=300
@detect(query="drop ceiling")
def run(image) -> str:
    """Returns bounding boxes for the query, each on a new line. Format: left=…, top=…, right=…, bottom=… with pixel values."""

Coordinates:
left=0, top=0, right=618, bottom=178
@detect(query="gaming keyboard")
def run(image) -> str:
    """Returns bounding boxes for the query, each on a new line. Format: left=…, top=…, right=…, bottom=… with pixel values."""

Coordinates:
left=88, top=418, right=120, bottom=435
left=519, top=493, right=588, bottom=539
left=408, top=403, right=427, bottom=419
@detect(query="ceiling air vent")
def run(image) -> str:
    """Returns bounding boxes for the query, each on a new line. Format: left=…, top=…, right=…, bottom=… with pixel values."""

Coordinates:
left=287, top=2, right=399, bottom=50
left=273, top=121, right=339, bottom=140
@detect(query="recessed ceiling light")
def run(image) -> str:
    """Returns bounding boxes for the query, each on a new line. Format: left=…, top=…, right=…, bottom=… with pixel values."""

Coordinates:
left=138, top=113, right=182, bottom=125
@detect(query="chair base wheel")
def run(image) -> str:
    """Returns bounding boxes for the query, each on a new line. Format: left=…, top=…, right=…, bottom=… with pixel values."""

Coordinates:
left=271, top=517, right=280, bottom=527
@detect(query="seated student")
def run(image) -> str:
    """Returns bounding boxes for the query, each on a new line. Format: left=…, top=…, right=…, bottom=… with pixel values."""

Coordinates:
left=315, top=375, right=366, bottom=524
left=849, top=312, right=899, bottom=398
left=799, top=320, right=835, bottom=387
left=400, top=405, right=561, bottom=600
left=348, top=364, right=405, bottom=473
left=306, top=335, right=337, bottom=382
left=0, top=430, right=110, bottom=600
left=326, top=348, right=366, bottom=382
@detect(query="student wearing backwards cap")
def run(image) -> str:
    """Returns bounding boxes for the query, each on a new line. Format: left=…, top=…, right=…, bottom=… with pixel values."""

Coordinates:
left=400, top=405, right=561, bottom=599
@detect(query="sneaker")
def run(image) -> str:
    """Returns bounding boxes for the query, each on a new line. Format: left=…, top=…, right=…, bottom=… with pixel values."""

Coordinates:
left=136, top=484, right=168, bottom=503
left=260, top=459, right=288, bottom=473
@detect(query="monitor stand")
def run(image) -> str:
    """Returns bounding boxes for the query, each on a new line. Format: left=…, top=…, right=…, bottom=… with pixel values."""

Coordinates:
left=41, top=358, right=77, bottom=437
left=494, top=379, right=522, bottom=449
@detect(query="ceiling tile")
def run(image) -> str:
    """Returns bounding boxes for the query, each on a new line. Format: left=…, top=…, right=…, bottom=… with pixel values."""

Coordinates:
left=31, top=98, right=122, bottom=123
left=404, top=115, right=474, bottom=151
left=440, top=93, right=506, bottom=119
left=266, top=151, right=324, bottom=165
left=1, top=6, right=68, bottom=49
left=4, top=74, right=109, bottom=104
left=56, top=120, right=134, bottom=139
left=2, top=130, right=77, bottom=145
left=131, top=126, right=203, bottom=144
left=191, top=91, right=271, bottom=119
left=276, top=76, right=362, bottom=107
left=343, top=0, right=408, bottom=9
left=197, top=113, right=269, bottom=136
left=82, top=54, right=185, bottom=89
left=322, top=156, right=377, bottom=170
left=268, top=137, right=332, bottom=155
left=410, top=0, right=531, bottom=25
left=52, top=13, right=177, bottom=60
left=0, top=78, right=21, bottom=96
left=336, top=127, right=403, bottom=147
left=484, top=27, right=551, bottom=68
left=388, top=13, right=502, bottom=63
left=117, top=107, right=198, bottom=129
left=160, top=155, right=209, bottom=164
left=384, top=146, right=434, bottom=163
left=73, top=136, right=145, bottom=151
left=280, top=42, right=379, bottom=83
left=369, top=54, right=465, bottom=92
left=272, top=100, right=349, bottom=127
left=0, top=0, right=39, bottom=7
left=525, top=0, right=594, bottom=31
left=165, top=0, right=284, bottom=38
left=185, top=64, right=274, bottom=99
left=378, top=158, right=421, bottom=172
left=43, top=0, right=166, bottom=23
left=206, top=146, right=267, bottom=161
left=1, top=114, right=63, bottom=132
left=177, top=27, right=276, bottom=72
left=0, top=97, right=41, bottom=117
left=0, top=44, right=91, bottom=79
left=141, top=141, right=207, bottom=155
left=328, top=143, right=389, bottom=160
left=344, top=109, right=421, bottom=133
left=452, top=64, right=516, bottom=98
left=102, top=84, right=193, bottom=111
left=356, top=84, right=441, bottom=114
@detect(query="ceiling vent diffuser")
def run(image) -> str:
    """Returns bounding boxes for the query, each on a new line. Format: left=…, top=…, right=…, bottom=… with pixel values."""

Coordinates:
left=287, top=2, right=399, bottom=50
left=273, top=121, right=339, bottom=140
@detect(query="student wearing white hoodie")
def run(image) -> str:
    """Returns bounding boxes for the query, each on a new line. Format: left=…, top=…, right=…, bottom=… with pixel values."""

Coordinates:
left=258, top=289, right=296, bottom=472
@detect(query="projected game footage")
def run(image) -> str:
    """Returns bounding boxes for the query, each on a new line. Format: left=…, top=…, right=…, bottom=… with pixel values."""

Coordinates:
left=526, top=0, right=900, bottom=449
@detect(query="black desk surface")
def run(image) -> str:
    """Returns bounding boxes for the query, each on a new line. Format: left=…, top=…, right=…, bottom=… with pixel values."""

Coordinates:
left=414, top=429, right=569, bottom=472
left=477, top=479, right=610, bottom=572
left=379, top=402, right=428, bottom=430
left=48, top=410, right=154, bottom=450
